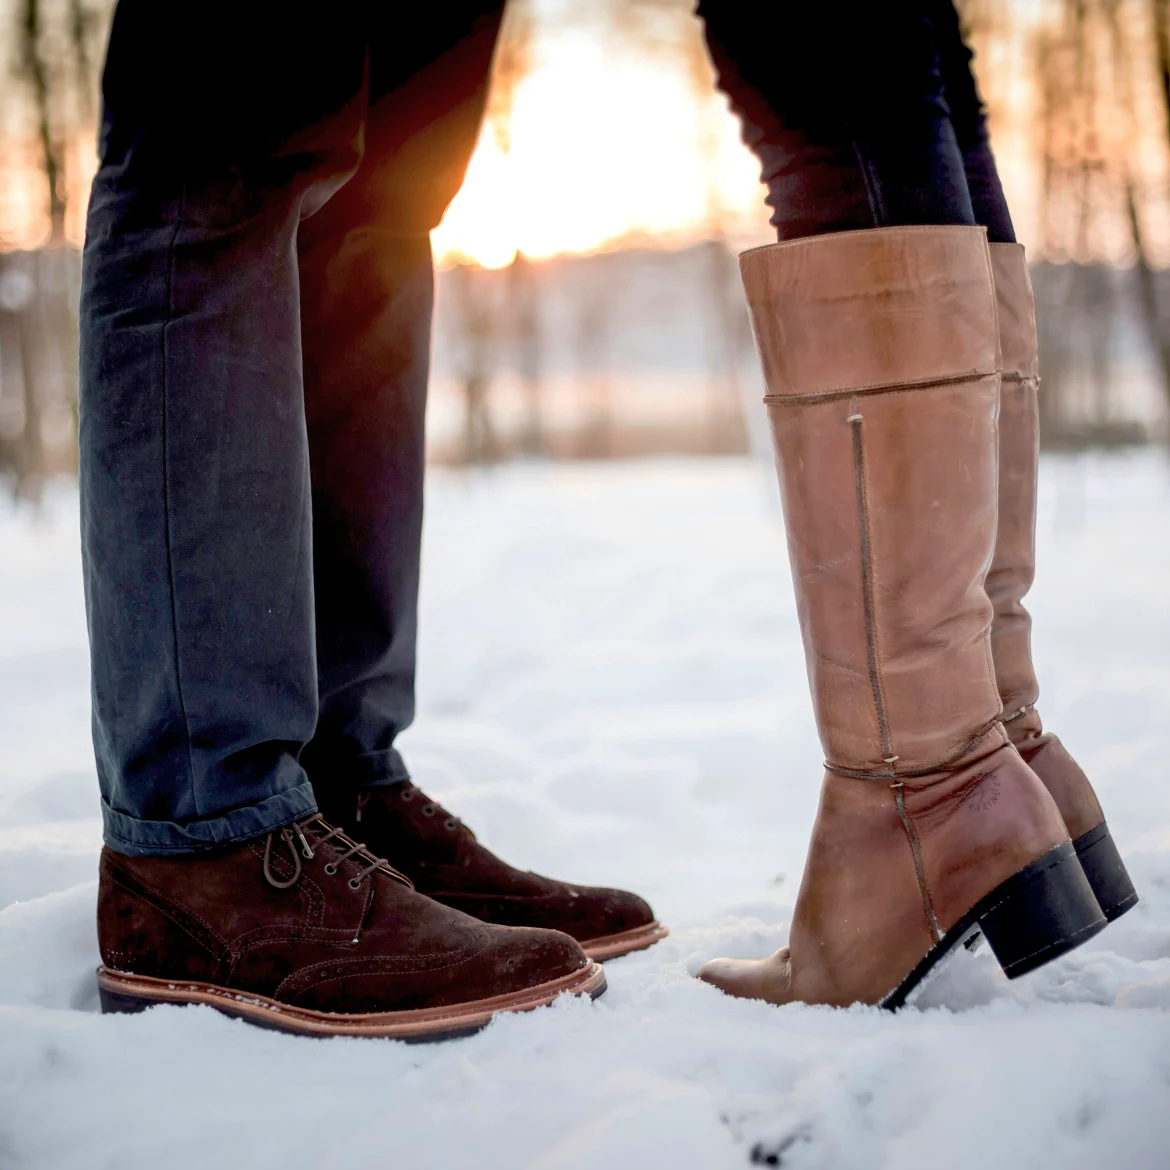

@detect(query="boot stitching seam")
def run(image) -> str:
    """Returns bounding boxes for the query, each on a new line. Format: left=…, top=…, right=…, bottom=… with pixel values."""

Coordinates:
left=107, top=863, right=229, bottom=949
left=272, top=943, right=493, bottom=998
left=849, top=411, right=942, bottom=945
left=105, top=872, right=233, bottom=964
left=849, top=412, right=893, bottom=763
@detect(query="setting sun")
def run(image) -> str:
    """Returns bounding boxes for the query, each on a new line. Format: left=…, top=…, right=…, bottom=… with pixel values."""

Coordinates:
left=431, top=30, right=770, bottom=268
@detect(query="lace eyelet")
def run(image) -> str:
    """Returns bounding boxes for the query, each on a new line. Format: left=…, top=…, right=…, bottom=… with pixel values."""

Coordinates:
left=348, top=877, right=361, bottom=890
left=323, top=863, right=337, bottom=875
left=400, top=789, right=414, bottom=803
left=444, top=818, right=457, bottom=830
left=422, top=804, right=435, bottom=817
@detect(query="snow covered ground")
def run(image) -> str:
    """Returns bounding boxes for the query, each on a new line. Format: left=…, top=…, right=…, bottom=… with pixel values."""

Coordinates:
left=2, top=452, right=1169, bottom=1169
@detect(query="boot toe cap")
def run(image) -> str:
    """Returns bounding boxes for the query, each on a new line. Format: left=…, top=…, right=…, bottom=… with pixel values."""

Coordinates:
left=697, top=948, right=794, bottom=1004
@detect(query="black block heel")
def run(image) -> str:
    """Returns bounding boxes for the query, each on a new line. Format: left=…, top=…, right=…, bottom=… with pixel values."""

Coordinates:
left=976, top=841, right=1107, bottom=978
left=883, top=841, right=1107, bottom=1009
left=1072, top=821, right=1138, bottom=922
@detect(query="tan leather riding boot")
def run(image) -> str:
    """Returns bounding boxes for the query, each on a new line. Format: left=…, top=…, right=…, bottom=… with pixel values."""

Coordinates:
left=987, top=243, right=1137, bottom=921
left=698, top=227, right=1105, bottom=1009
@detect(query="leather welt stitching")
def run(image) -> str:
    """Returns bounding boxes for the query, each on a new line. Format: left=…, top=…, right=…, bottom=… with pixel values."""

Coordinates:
left=890, top=782, right=942, bottom=945
left=763, top=370, right=996, bottom=407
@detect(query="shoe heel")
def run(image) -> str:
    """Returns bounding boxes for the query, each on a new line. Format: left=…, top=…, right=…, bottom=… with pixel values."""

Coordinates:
left=978, top=841, right=1107, bottom=979
left=98, top=985, right=155, bottom=1016
left=1072, top=822, right=1138, bottom=922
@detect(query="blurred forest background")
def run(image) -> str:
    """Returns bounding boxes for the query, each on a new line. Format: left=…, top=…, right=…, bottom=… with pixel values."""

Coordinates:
left=2, top=0, right=1170, bottom=494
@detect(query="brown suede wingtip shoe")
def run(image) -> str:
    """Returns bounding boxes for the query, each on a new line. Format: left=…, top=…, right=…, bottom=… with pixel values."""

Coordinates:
left=318, top=782, right=668, bottom=960
left=97, top=816, right=606, bottom=1041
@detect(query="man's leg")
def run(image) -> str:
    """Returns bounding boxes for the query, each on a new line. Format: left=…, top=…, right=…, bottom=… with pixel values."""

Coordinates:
left=298, top=4, right=508, bottom=792
left=297, top=6, right=666, bottom=961
left=86, top=9, right=606, bottom=1035
left=80, top=132, right=365, bottom=855
left=81, top=3, right=372, bottom=854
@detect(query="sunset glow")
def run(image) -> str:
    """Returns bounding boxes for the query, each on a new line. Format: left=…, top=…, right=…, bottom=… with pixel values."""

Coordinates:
left=431, top=33, right=771, bottom=269
left=3, top=7, right=1155, bottom=265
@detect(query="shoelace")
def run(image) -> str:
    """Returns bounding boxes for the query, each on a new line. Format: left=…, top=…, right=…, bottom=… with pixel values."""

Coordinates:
left=262, top=814, right=414, bottom=893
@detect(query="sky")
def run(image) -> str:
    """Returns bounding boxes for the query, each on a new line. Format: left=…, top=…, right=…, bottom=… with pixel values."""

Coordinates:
left=430, top=22, right=772, bottom=268
left=0, top=5, right=773, bottom=262
left=2, top=1, right=1167, bottom=266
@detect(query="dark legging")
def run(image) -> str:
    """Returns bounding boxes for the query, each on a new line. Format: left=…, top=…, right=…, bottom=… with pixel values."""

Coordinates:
left=699, top=0, right=1016, bottom=243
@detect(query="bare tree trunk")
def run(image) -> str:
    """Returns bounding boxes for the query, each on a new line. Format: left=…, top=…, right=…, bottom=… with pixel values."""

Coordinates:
left=450, top=264, right=499, bottom=464
left=1113, top=0, right=1170, bottom=420
left=508, top=253, right=544, bottom=455
left=1154, top=0, right=1170, bottom=139
left=1125, top=179, right=1170, bottom=417
left=15, top=293, right=45, bottom=499
left=21, top=0, right=67, bottom=240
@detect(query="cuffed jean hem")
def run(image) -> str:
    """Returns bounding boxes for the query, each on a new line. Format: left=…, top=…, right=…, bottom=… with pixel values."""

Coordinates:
left=348, top=747, right=412, bottom=788
left=101, top=782, right=320, bottom=856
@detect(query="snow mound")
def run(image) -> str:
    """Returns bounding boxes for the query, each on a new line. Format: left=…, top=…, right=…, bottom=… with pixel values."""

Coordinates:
left=2, top=454, right=1169, bottom=1168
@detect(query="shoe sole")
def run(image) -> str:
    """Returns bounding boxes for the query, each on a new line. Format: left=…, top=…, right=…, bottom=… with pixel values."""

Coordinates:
left=581, top=921, right=670, bottom=961
left=1073, top=821, right=1138, bottom=922
left=96, top=961, right=606, bottom=1042
left=883, top=840, right=1107, bottom=1010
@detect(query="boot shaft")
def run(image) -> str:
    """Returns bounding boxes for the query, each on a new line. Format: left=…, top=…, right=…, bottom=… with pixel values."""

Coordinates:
left=740, top=226, right=1005, bottom=779
left=985, top=243, right=1043, bottom=736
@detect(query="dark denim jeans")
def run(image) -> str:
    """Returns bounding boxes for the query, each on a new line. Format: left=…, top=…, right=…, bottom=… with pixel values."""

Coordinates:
left=82, top=1, right=1012, bottom=855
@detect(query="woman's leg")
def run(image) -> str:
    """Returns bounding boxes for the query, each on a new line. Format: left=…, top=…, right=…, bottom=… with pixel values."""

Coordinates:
left=928, top=0, right=1016, bottom=242
left=928, top=3, right=1138, bottom=916
left=699, top=0, right=976, bottom=239
left=693, top=3, right=1107, bottom=1006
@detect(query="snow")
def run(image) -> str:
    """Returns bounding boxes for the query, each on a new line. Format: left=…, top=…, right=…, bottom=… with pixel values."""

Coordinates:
left=2, top=451, right=1170, bottom=1168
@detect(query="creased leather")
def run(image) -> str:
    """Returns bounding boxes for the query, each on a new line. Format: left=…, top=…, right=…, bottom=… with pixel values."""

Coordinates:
left=740, top=226, right=999, bottom=399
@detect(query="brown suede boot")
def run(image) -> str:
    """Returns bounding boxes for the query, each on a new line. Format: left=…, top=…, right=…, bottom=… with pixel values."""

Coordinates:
left=317, top=783, right=668, bottom=960
left=97, top=815, right=605, bottom=1039
left=987, top=243, right=1137, bottom=922
left=697, top=226, right=1105, bottom=1009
